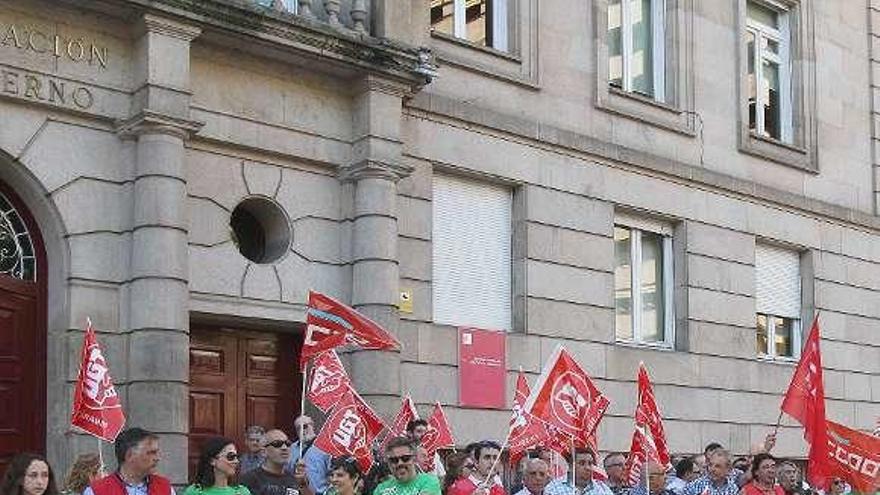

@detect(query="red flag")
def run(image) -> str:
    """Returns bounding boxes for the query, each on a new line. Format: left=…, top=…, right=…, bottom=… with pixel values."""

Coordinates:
left=507, top=371, right=554, bottom=466
left=623, top=426, right=660, bottom=486
left=524, top=346, right=610, bottom=447
left=825, top=420, right=880, bottom=494
left=380, top=395, right=419, bottom=451
left=635, top=364, right=670, bottom=466
left=307, top=350, right=352, bottom=412
left=301, top=291, right=401, bottom=368
left=350, top=389, right=387, bottom=441
left=70, top=320, right=126, bottom=442
left=314, top=391, right=383, bottom=472
left=780, top=317, right=831, bottom=486
left=420, top=403, right=455, bottom=471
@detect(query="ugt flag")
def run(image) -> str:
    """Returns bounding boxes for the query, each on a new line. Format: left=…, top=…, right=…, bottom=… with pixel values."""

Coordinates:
left=524, top=345, right=610, bottom=448
left=420, top=402, right=456, bottom=471
left=71, top=320, right=126, bottom=442
left=301, top=291, right=400, bottom=368
left=314, top=390, right=384, bottom=472
left=780, top=316, right=832, bottom=487
left=380, top=395, right=419, bottom=451
left=307, top=350, right=352, bottom=412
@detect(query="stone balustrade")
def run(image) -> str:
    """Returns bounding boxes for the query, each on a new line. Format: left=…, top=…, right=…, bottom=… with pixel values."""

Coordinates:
left=256, top=0, right=371, bottom=34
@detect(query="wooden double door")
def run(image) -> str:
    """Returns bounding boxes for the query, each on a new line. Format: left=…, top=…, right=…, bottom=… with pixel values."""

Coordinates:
left=189, top=326, right=302, bottom=472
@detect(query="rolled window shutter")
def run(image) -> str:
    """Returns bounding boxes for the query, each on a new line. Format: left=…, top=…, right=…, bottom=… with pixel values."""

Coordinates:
left=432, top=175, right=512, bottom=330
left=755, top=244, right=801, bottom=318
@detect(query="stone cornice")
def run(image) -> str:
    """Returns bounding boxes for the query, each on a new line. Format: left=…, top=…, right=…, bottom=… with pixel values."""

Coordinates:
left=116, top=109, right=204, bottom=139
left=339, top=159, right=414, bottom=182
left=141, top=13, right=202, bottom=41
left=122, top=0, right=436, bottom=92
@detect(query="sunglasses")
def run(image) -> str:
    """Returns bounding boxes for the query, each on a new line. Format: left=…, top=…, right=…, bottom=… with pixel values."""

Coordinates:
left=387, top=455, right=414, bottom=465
left=264, top=440, right=293, bottom=449
left=219, top=452, right=239, bottom=462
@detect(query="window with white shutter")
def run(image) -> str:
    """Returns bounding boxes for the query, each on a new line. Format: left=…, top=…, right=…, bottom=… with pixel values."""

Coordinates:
left=432, top=175, right=512, bottom=330
left=755, top=243, right=801, bottom=358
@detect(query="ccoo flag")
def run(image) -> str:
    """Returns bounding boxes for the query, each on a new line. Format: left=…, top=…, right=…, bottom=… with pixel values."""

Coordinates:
left=70, top=320, right=126, bottom=442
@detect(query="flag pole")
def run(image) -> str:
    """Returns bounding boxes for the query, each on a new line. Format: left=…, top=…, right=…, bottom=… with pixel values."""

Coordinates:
left=97, top=437, right=105, bottom=475
left=299, top=360, right=308, bottom=460
left=569, top=436, right=575, bottom=488
left=773, top=409, right=784, bottom=436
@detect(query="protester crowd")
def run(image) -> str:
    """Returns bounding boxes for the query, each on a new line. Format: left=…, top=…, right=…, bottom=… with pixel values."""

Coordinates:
left=1, top=419, right=858, bottom=495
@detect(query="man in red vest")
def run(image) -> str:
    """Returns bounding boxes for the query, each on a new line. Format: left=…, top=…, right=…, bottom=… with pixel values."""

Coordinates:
left=84, top=428, right=175, bottom=495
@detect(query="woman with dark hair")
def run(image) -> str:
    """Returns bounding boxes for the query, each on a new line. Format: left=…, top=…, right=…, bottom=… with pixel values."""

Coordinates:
left=184, top=437, right=252, bottom=495
left=739, top=454, right=783, bottom=495
left=1, top=453, right=59, bottom=495
left=62, top=454, right=102, bottom=495
left=326, top=457, right=362, bottom=495
left=442, top=452, right=474, bottom=495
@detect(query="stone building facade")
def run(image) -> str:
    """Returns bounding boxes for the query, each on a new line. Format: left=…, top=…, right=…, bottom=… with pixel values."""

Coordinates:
left=0, top=0, right=878, bottom=484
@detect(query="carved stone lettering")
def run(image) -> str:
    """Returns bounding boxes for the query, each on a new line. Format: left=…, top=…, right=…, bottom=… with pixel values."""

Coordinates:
left=0, top=20, right=109, bottom=69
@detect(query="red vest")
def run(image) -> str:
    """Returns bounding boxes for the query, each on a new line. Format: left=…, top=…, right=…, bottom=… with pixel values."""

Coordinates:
left=91, top=473, right=173, bottom=495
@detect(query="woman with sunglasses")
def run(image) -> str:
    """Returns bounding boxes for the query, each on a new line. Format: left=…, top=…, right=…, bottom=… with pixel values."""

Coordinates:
left=326, top=458, right=362, bottom=495
left=184, top=437, right=252, bottom=495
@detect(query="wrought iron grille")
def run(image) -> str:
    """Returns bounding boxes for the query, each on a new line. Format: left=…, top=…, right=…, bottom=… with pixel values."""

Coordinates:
left=0, top=191, right=36, bottom=281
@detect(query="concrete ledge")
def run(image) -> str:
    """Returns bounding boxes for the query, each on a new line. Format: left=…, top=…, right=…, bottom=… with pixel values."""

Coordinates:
left=406, top=93, right=880, bottom=231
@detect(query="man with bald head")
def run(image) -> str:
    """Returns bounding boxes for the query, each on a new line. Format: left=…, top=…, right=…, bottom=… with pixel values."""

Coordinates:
left=515, top=459, right=551, bottom=495
left=240, top=429, right=313, bottom=495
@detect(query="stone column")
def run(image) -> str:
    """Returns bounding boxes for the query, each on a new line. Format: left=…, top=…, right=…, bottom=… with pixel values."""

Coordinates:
left=341, top=76, right=412, bottom=415
left=117, top=15, right=202, bottom=484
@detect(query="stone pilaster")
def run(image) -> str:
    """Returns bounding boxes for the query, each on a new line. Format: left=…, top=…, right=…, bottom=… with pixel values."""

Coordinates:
left=341, top=76, right=413, bottom=413
left=871, top=2, right=880, bottom=213
left=117, top=14, right=202, bottom=484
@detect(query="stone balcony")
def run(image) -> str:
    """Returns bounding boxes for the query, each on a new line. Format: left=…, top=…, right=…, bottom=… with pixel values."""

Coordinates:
left=252, top=0, right=371, bottom=34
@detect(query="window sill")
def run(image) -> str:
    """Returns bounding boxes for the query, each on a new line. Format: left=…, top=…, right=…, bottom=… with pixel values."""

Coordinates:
left=597, top=86, right=697, bottom=136
left=615, top=338, right=675, bottom=352
left=738, top=126, right=817, bottom=173
left=429, top=24, right=540, bottom=89
left=756, top=353, right=798, bottom=365
left=431, top=30, right=522, bottom=63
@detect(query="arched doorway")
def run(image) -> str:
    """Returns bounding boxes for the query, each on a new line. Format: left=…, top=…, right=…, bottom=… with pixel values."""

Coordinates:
left=0, top=180, right=47, bottom=475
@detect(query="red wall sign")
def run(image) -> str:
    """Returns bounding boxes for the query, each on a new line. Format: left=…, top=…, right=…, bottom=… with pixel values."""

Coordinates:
left=458, top=327, right=506, bottom=409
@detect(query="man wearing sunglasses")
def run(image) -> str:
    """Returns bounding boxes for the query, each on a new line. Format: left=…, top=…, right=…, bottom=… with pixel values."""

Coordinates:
left=240, top=429, right=314, bottom=495
left=374, top=437, right=442, bottom=495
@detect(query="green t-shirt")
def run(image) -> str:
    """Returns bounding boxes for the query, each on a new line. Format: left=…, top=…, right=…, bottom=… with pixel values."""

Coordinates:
left=183, top=484, right=253, bottom=495
left=373, top=474, right=441, bottom=495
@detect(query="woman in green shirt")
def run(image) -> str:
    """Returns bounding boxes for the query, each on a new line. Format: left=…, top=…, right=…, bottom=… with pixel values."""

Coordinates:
left=184, top=437, right=253, bottom=495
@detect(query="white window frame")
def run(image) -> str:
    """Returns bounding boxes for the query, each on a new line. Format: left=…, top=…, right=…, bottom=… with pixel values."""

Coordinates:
left=435, top=0, right=509, bottom=52
left=612, top=0, right=667, bottom=102
left=746, top=0, right=792, bottom=142
left=756, top=313, right=801, bottom=359
left=614, top=215, right=675, bottom=347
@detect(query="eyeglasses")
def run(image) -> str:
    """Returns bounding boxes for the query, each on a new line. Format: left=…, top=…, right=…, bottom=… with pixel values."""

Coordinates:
left=219, top=452, right=239, bottom=462
left=264, top=440, right=293, bottom=449
left=387, top=455, right=414, bottom=465
left=832, top=481, right=845, bottom=486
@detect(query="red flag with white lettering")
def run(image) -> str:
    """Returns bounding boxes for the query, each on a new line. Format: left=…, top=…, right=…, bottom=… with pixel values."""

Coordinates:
left=420, top=403, right=455, bottom=471
left=523, top=345, right=610, bottom=448
left=314, top=391, right=383, bottom=472
left=623, top=426, right=660, bottom=486
left=635, top=364, right=670, bottom=466
left=380, top=395, right=419, bottom=451
left=825, top=420, right=880, bottom=494
left=780, top=317, right=832, bottom=487
left=301, top=291, right=401, bottom=369
left=307, top=350, right=352, bottom=412
left=70, top=320, right=126, bottom=442
left=507, top=371, right=554, bottom=466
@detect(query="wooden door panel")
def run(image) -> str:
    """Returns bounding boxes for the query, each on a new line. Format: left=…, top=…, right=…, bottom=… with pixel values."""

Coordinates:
left=189, top=326, right=301, bottom=477
left=0, top=276, right=38, bottom=476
